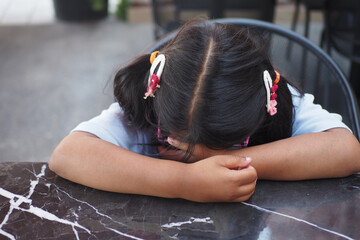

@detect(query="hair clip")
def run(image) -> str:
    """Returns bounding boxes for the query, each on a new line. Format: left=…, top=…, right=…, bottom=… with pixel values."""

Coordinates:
left=263, top=70, right=280, bottom=116
left=232, top=136, right=250, bottom=148
left=150, top=51, right=159, bottom=64
left=144, top=52, right=166, bottom=99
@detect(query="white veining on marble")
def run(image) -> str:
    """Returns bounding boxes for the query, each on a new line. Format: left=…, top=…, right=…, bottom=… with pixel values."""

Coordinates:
left=28, top=164, right=116, bottom=223
left=55, top=188, right=62, bottom=201
left=258, top=226, right=272, bottom=240
left=40, top=173, right=145, bottom=239
left=0, top=174, right=38, bottom=240
left=0, top=189, right=20, bottom=240
left=26, top=164, right=46, bottom=198
left=0, top=164, right=94, bottom=240
left=0, top=229, right=14, bottom=240
left=0, top=164, right=144, bottom=240
left=0, top=188, right=32, bottom=205
left=105, top=226, right=144, bottom=240
left=0, top=229, right=16, bottom=240
left=50, top=182, right=127, bottom=227
left=162, top=217, right=214, bottom=229
left=72, top=225, right=80, bottom=240
left=21, top=205, right=92, bottom=235
left=242, top=202, right=354, bottom=240
left=72, top=209, right=79, bottom=219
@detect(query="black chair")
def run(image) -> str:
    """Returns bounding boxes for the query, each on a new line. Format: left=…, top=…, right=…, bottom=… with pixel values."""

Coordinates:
left=323, top=0, right=360, bottom=99
left=147, top=18, right=360, bottom=140
left=291, top=0, right=326, bottom=38
left=151, top=0, right=276, bottom=39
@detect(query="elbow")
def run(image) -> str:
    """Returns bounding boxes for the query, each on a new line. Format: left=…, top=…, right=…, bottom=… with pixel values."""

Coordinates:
left=338, top=130, right=360, bottom=176
left=49, top=132, right=96, bottom=179
left=322, top=128, right=360, bottom=177
left=49, top=141, right=66, bottom=176
left=347, top=135, right=360, bottom=174
left=49, top=136, right=74, bottom=176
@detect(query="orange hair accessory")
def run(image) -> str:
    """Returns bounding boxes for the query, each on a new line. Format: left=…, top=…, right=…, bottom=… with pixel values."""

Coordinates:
left=273, top=70, right=280, bottom=84
left=264, top=70, right=280, bottom=116
left=150, top=51, right=160, bottom=64
left=144, top=53, right=166, bottom=99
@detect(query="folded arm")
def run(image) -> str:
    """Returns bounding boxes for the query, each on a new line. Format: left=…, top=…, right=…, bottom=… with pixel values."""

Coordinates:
left=245, top=128, right=360, bottom=180
left=168, top=128, right=360, bottom=180
left=49, top=131, right=257, bottom=202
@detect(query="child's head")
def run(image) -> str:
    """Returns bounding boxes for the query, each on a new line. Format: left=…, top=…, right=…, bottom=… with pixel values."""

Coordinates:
left=114, top=20, right=293, bottom=155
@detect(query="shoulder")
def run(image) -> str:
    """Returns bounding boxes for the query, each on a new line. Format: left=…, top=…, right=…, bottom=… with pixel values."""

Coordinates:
left=288, top=85, right=351, bottom=136
left=71, top=103, right=156, bottom=154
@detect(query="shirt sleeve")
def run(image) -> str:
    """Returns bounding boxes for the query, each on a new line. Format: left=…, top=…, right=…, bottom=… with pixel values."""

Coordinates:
left=290, top=86, right=351, bottom=136
left=72, top=89, right=351, bottom=151
left=71, top=103, right=156, bottom=155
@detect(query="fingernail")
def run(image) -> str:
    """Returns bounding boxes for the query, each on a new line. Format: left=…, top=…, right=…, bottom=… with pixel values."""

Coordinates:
left=237, top=157, right=252, bottom=170
left=167, top=137, right=175, bottom=144
left=245, top=157, right=252, bottom=163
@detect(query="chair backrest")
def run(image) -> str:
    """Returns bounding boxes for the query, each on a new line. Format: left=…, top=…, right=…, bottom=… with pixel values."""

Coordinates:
left=301, top=0, right=326, bottom=10
left=151, top=0, right=275, bottom=39
left=147, top=18, right=360, bottom=140
left=324, top=0, right=360, bottom=63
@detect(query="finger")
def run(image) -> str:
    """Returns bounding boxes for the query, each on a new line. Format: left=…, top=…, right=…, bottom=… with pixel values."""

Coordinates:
left=233, top=189, right=256, bottom=202
left=238, top=179, right=257, bottom=194
left=220, top=155, right=252, bottom=170
left=230, top=181, right=257, bottom=202
left=167, top=137, right=189, bottom=151
left=227, top=166, right=257, bottom=192
left=235, top=166, right=258, bottom=185
left=238, top=157, right=252, bottom=170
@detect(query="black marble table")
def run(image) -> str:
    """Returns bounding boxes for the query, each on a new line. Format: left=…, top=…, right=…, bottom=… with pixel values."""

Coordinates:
left=0, top=162, right=359, bottom=240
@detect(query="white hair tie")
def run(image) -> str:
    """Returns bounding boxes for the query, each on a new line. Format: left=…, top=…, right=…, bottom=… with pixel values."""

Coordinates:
left=263, top=70, right=279, bottom=116
left=144, top=53, right=166, bottom=99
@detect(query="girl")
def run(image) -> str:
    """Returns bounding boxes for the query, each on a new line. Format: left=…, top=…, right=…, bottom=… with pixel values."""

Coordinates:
left=49, top=20, right=360, bottom=203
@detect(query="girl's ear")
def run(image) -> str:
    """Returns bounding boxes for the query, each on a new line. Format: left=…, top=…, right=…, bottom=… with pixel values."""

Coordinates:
left=114, top=54, right=155, bottom=130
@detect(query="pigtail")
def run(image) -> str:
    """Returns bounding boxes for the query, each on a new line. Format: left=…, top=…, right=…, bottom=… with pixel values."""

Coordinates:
left=266, top=74, right=293, bottom=139
left=113, top=54, right=156, bottom=130
left=249, top=73, right=293, bottom=146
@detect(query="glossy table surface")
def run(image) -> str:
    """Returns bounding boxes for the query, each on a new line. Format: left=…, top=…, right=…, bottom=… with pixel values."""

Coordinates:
left=0, top=162, right=359, bottom=240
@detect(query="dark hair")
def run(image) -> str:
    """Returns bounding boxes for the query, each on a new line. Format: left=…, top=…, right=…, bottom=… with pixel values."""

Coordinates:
left=114, top=20, right=294, bottom=159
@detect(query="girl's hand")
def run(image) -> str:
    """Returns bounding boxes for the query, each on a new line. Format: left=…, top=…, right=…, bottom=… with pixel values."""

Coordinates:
left=180, top=155, right=257, bottom=202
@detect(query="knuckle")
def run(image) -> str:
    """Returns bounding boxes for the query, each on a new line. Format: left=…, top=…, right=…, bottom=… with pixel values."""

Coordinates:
left=239, top=194, right=252, bottom=202
left=226, top=190, right=239, bottom=202
left=222, top=155, right=238, bottom=165
left=228, top=173, right=239, bottom=184
left=236, top=191, right=255, bottom=202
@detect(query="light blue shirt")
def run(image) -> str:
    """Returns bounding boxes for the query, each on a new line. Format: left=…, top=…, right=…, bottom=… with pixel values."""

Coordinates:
left=72, top=86, right=350, bottom=155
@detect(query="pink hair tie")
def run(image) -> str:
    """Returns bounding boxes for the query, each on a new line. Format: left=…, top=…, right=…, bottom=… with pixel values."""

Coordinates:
left=144, top=53, right=166, bottom=99
left=232, top=136, right=250, bottom=148
left=144, top=74, right=160, bottom=98
left=263, top=70, right=280, bottom=116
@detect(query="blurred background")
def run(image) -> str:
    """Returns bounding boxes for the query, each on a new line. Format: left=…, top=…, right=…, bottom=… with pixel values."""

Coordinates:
left=0, top=0, right=355, bottom=162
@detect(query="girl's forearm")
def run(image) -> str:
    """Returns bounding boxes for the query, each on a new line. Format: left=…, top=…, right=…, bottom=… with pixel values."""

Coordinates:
left=49, top=132, right=258, bottom=202
left=49, top=132, right=186, bottom=199
left=237, top=128, right=360, bottom=180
